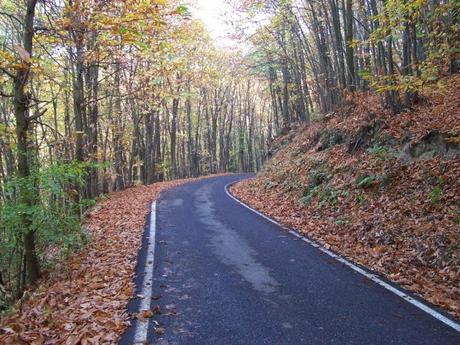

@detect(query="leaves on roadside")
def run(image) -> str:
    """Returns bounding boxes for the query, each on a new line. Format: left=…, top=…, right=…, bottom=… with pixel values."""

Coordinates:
left=231, top=75, right=460, bottom=320
left=0, top=176, right=223, bottom=343
left=154, top=326, right=165, bottom=336
left=135, top=310, right=154, bottom=321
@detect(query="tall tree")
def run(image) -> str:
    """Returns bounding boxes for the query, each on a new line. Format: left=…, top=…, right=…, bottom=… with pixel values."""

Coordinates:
left=12, top=0, right=41, bottom=284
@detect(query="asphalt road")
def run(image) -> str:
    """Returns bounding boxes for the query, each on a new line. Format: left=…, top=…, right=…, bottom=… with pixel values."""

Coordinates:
left=120, top=174, right=460, bottom=345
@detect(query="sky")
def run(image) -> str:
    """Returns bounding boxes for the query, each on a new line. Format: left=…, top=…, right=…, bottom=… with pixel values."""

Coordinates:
left=189, top=0, right=238, bottom=48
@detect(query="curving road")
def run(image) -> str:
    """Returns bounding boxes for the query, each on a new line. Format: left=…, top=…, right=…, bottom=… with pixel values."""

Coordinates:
left=120, top=174, right=460, bottom=345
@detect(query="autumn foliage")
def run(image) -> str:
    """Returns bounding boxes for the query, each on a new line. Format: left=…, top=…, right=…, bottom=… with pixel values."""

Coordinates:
left=0, top=177, right=210, bottom=344
left=232, top=75, right=460, bottom=319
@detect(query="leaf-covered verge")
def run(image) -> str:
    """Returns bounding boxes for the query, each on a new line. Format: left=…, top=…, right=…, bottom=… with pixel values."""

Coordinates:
left=231, top=75, right=460, bottom=319
left=0, top=175, right=224, bottom=344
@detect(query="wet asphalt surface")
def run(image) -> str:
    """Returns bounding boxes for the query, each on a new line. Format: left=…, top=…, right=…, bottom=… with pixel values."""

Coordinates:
left=120, top=174, right=460, bottom=345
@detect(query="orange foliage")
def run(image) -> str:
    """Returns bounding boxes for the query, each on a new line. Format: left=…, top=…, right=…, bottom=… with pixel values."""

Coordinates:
left=232, top=75, right=460, bottom=319
left=0, top=176, right=220, bottom=344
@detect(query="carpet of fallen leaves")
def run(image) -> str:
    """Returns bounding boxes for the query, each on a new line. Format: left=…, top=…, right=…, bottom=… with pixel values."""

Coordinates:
left=0, top=176, right=219, bottom=344
left=232, top=75, right=460, bottom=319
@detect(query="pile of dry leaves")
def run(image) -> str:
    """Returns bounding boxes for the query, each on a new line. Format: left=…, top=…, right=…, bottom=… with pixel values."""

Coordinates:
left=232, top=75, right=460, bottom=319
left=0, top=177, right=208, bottom=344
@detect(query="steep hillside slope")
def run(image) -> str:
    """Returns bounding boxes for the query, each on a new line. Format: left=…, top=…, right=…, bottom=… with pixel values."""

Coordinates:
left=232, top=75, right=460, bottom=318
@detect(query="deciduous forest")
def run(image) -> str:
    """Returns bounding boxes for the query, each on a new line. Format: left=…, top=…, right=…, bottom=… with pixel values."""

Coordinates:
left=1, top=0, right=270, bottom=301
left=0, top=0, right=459, bottom=343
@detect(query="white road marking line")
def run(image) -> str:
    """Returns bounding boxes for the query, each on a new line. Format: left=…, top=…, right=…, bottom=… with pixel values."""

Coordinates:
left=224, top=182, right=460, bottom=333
left=134, top=201, right=157, bottom=344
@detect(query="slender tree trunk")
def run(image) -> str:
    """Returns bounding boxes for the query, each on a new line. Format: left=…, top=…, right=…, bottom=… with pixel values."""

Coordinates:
left=144, top=112, right=154, bottom=184
left=113, top=71, right=124, bottom=190
left=386, top=35, right=402, bottom=113
left=70, top=5, right=86, bottom=173
left=170, top=98, right=179, bottom=179
left=185, top=89, right=193, bottom=177
left=86, top=33, right=99, bottom=198
left=345, top=0, right=355, bottom=90
left=154, top=112, right=162, bottom=181
left=13, top=0, right=40, bottom=285
left=330, top=0, right=346, bottom=89
left=281, top=63, right=290, bottom=129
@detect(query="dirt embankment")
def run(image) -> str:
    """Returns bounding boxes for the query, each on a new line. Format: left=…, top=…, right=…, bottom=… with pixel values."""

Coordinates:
left=232, top=75, right=460, bottom=319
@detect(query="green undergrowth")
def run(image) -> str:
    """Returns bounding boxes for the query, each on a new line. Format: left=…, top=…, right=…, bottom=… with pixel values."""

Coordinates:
left=0, top=161, right=96, bottom=306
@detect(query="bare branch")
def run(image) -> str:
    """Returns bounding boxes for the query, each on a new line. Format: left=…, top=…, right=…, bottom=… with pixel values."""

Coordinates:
left=0, top=90, right=14, bottom=98
left=0, top=11, right=23, bottom=26
left=1, top=68, right=17, bottom=80
left=28, top=108, right=47, bottom=122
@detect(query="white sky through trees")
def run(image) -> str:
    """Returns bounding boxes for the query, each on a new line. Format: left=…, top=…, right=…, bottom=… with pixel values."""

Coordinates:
left=190, top=0, right=237, bottom=48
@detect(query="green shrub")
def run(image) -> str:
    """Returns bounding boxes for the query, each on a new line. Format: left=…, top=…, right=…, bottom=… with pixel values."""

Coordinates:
left=367, top=144, right=396, bottom=160
left=0, top=161, right=92, bottom=301
left=356, top=174, right=390, bottom=188
left=301, top=185, right=320, bottom=206
left=357, top=193, right=366, bottom=206
left=308, top=161, right=331, bottom=186
left=320, top=189, right=339, bottom=206
left=317, top=129, right=344, bottom=150
left=429, top=186, right=442, bottom=204
left=301, top=187, right=346, bottom=208
left=454, top=210, right=460, bottom=224
left=356, top=175, right=379, bottom=188
left=336, top=218, right=351, bottom=225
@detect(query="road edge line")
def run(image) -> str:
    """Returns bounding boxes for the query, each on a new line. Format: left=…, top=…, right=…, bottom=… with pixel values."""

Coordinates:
left=224, top=181, right=460, bottom=333
left=134, top=201, right=157, bottom=343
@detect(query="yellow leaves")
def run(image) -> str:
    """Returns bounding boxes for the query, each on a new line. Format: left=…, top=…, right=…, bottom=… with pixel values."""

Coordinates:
left=0, top=124, right=15, bottom=142
left=139, top=0, right=167, bottom=8
left=136, top=310, right=154, bottom=321
left=122, top=286, right=133, bottom=298
left=87, top=280, right=105, bottom=290
left=0, top=50, right=16, bottom=65
left=55, top=17, right=72, bottom=31
left=120, top=32, right=138, bottom=44
left=0, top=48, right=30, bottom=72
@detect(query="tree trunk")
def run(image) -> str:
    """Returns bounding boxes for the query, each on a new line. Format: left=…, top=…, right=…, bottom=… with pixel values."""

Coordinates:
left=113, top=72, right=124, bottom=191
left=13, top=0, right=40, bottom=285
left=170, top=98, right=179, bottom=179
left=345, top=0, right=355, bottom=90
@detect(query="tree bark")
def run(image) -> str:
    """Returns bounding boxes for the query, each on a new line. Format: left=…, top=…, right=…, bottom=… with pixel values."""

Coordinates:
left=345, top=0, right=355, bottom=90
left=13, top=0, right=40, bottom=285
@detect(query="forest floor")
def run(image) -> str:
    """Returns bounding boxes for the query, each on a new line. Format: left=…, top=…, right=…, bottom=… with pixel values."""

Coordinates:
left=232, top=74, right=460, bottom=320
left=0, top=175, right=226, bottom=344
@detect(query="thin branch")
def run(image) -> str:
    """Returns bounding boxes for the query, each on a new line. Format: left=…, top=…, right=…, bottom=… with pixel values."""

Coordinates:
left=0, top=90, right=14, bottom=98
left=1, top=68, right=16, bottom=80
left=0, top=11, right=23, bottom=26
left=28, top=108, right=47, bottom=122
left=35, top=119, right=64, bottom=138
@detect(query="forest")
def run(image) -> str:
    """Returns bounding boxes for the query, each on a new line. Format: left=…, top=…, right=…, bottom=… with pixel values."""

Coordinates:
left=0, top=0, right=459, bottom=342
left=0, top=0, right=272, bottom=304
